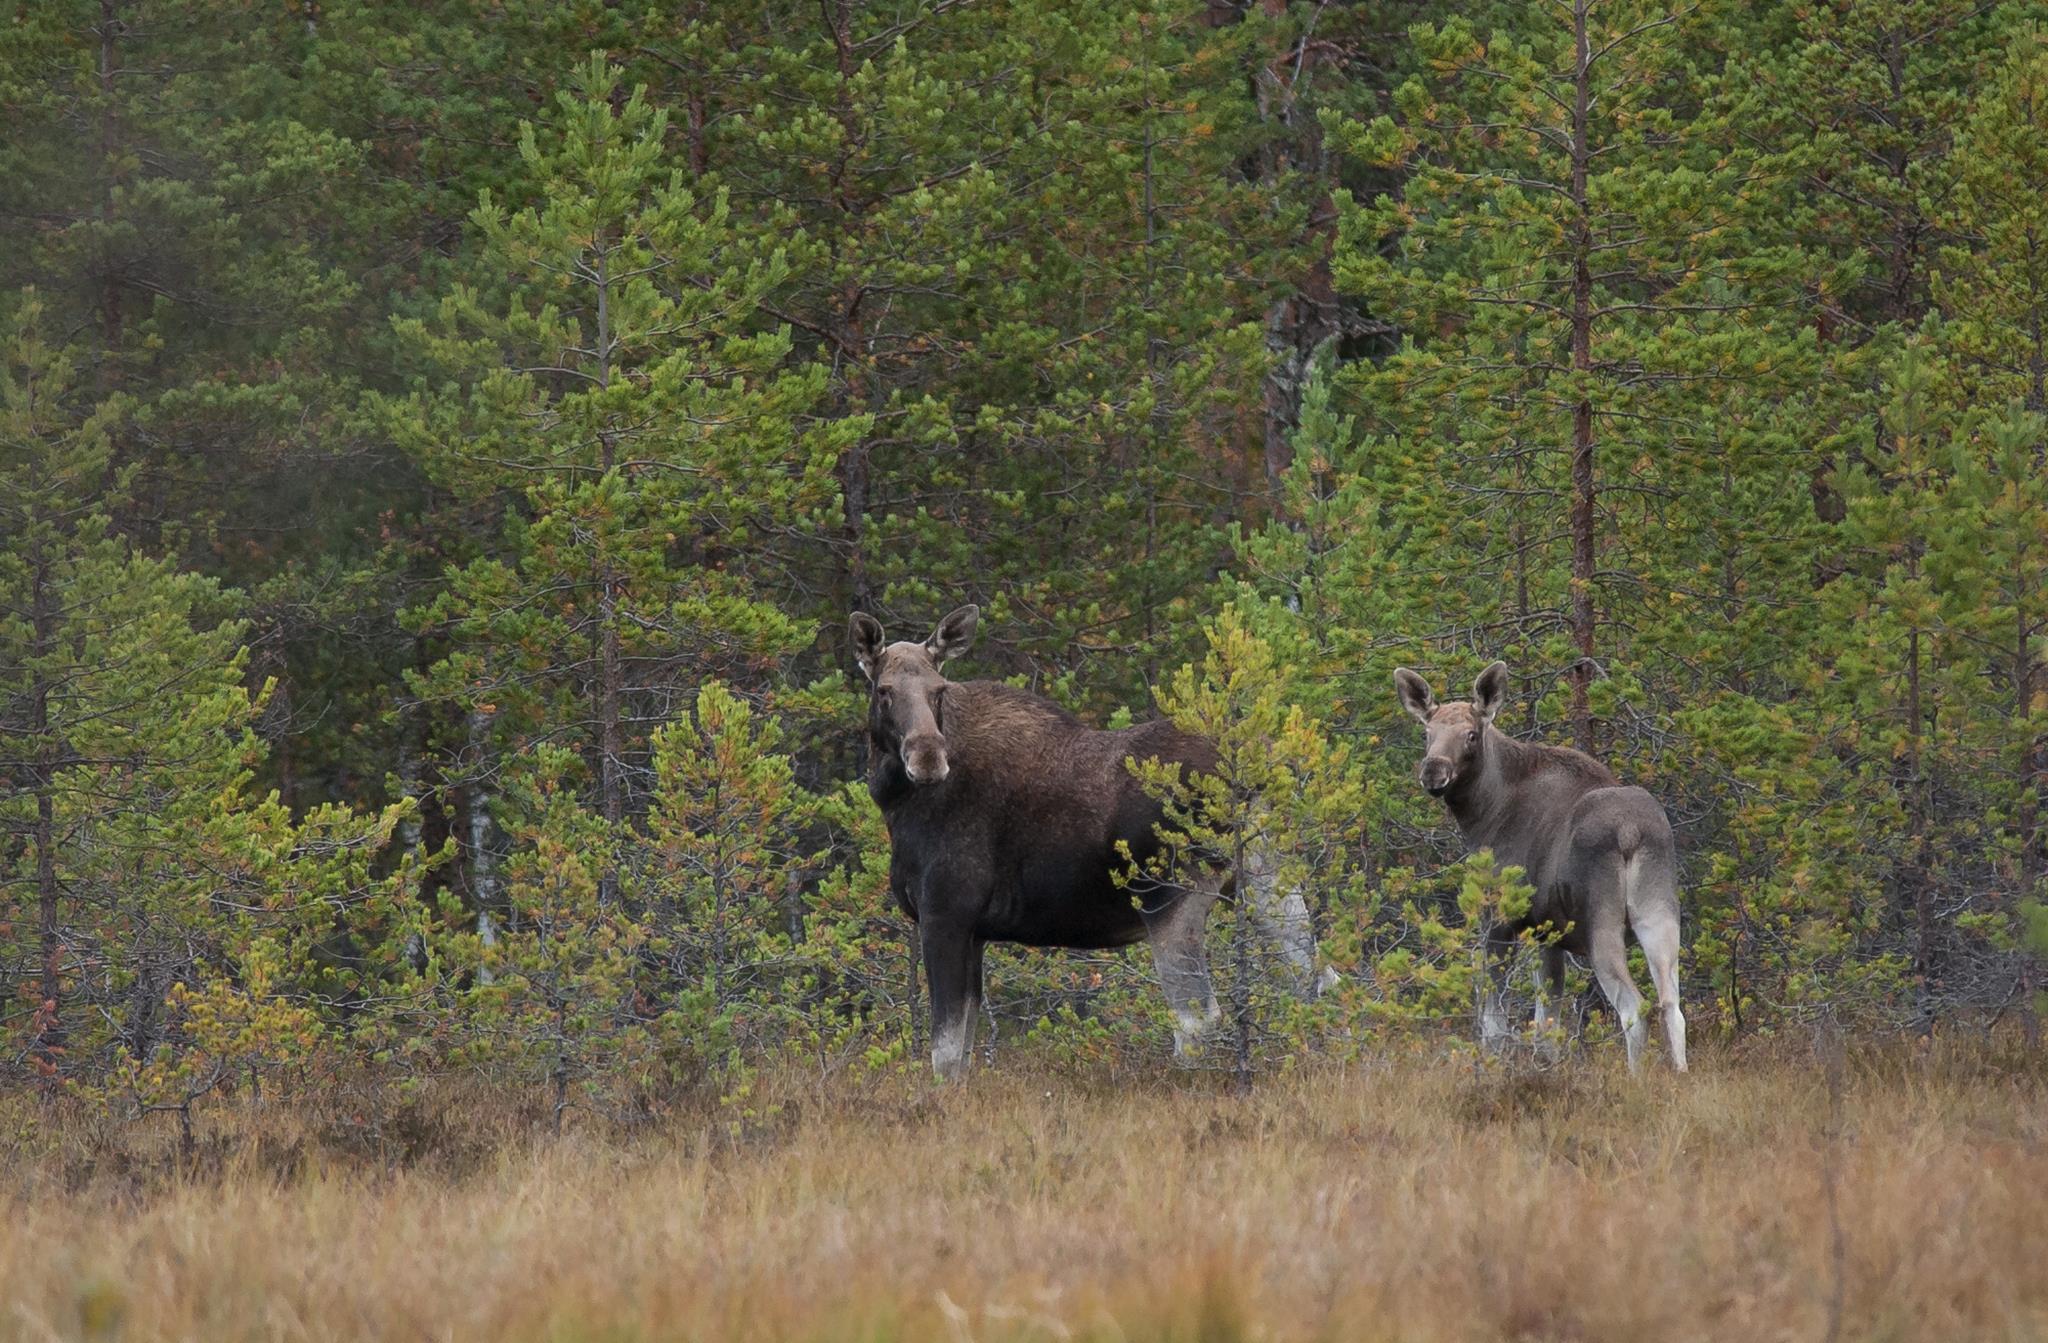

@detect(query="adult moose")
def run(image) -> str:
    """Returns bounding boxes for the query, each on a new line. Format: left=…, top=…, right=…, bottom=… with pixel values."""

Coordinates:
left=851, top=604, right=1324, bottom=1079
left=1393, top=661, right=1686, bottom=1072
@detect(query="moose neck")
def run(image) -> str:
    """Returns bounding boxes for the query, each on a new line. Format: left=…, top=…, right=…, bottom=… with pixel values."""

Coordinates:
left=1441, top=725, right=1524, bottom=853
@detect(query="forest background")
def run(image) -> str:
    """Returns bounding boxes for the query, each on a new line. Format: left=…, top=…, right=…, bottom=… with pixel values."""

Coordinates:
left=6, top=0, right=2048, bottom=1130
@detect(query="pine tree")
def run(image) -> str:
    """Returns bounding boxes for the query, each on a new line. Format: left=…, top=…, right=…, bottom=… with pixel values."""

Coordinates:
left=622, top=1, right=1328, bottom=1047
left=1225, top=344, right=1449, bottom=936
left=1936, top=405, right=2048, bottom=1038
left=1127, top=605, right=1367, bottom=1088
left=1330, top=0, right=1829, bottom=757
left=0, top=293, right=413, bottom=1103
left=0, top=1, right=397, bottom=584
left=637, top=2, right=1308, bottom=709
left=1367, top=850, right=1544, bottom=1061
left=390, top=57, right=853, bottom=936
left=642, top=681, right=837, bottom=1091
left=1727, top=0, right=2018, bottom=337
left=1932, top=25, right=2048, bottom=412
left=438, top=746, right=661, bottom=1131
left=1831, top=345, right=1963, bottom=1022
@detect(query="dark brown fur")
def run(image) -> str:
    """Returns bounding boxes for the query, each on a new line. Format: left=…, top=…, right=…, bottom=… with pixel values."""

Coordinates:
left=870, top=677, right=1213, bottom=948
left=852, top=606, right=1237, bottom=1078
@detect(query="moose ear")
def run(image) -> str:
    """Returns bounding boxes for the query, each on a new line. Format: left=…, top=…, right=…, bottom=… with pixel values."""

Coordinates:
left=925, top=604, right=979, bottom=665
left=1393, top=667, right=1435, bottom=723
left=1472, top=660, right=1510, bottom=723
left=849, top=611, right=886, bottom=680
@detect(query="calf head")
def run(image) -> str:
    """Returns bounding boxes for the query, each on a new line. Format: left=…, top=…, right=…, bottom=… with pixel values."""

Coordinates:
left=1393, top=660, right=1510, bottom=798
left=849, top=604, right=979, bottom=786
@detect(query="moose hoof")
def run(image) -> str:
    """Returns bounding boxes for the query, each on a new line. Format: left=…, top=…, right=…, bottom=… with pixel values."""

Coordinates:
left=1172, top=1003, right=1220, bottom=1062
left=931, top=1034, right=971, bottom=1081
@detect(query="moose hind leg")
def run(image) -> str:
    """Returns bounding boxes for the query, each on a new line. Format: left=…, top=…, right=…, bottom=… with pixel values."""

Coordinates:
left=922, top=923, right=982, bottom=1081
left=1143, top=881, right=1221, bottom=1060
left=1634, top=905, right=1687, bottom=1072
left=1588, top=917, right=1646, bottom=1073
left=1240, top=843, right=1330, bottom=996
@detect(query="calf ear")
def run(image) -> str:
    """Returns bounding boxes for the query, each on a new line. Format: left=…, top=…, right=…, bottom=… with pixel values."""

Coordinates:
left=1392, top=667, right=1435, bottom=723
left=849, top=611, right=886, bottom=680
left=926, top=604, right=979, bottom=665
left=1472, top=660, right=1510, bottom=723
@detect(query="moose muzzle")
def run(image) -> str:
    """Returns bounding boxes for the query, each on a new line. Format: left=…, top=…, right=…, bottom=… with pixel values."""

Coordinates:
left=1420, top=757, right=1454, bottom=797
left=903, top=732, right=950, bottom=785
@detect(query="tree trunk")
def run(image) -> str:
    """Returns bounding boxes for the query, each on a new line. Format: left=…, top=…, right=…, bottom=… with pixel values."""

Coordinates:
left=95, top=0, right=123, bottom=396
left=2024, top=345, right=2046, bottom=1047
left=824, top=5, right=876, bottom=617
left=34, top=786, right=62, bottom=1083
left=396, top=713, right=424, bottom=861
left=551, top=992, right=569, bottom=1136
left=466, top=707, right=502, bottom=983
left=269, top=671, right=296, bottom=813
left=1231, top=823, right=1254, bottom=1094
left=1879, top=28, right=1922, bottom=328
left=835, top=278, right=876, bottom=616
left=2017, top=553, right=2042, bottom=1047
left=395, top=689, right=429, bottom=971
left=29, top=536, right=63, bottom=1084
left=711, top=825, right=730, bottom=1012
left=593, top=242, right=624, bottom=908
left=1220, top=0, right=1342, bottom=500
left=597, top=574, right=624, bottom=902
left=1907, top=609, right=1934, bottom=1033
left=838, top=439, right=873, bottom=612
left=1566, top=0, right=1598, bottom=756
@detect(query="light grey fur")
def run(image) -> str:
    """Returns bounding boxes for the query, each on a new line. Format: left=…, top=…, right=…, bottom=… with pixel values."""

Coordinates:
left=1239, top=840, right=1332, bottom=996
left=1143, top=871, right=1224, bottom=1060
left=1395, top=662, right=1687, bottom=1072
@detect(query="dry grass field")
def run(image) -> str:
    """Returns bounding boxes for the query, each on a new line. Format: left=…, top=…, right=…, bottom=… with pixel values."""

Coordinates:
left=4, top=1037, right=2046, bottom=1343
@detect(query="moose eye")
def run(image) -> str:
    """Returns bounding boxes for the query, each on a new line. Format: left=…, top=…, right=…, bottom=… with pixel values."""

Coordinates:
left=1467, top=730, right=1479, bottom=743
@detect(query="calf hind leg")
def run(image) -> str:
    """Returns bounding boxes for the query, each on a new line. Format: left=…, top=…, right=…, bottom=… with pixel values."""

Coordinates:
left=1588, top=919, right=1647, bottom=1073
left=1634, top=907, right=1687, bottom=1072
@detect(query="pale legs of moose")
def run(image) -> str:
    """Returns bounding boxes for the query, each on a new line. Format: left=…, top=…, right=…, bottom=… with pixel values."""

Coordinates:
left=923, top=868, right=1314, bottom=1077
left=852, top=603, right=1334, bottom=1079
left=1141, top=869, right=1225, bottom=1059
left=1393, top=660, right=1687, bottom=1072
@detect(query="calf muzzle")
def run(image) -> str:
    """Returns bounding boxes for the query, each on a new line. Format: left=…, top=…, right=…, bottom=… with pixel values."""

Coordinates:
left=1421, top=758, right=1453, bottom=796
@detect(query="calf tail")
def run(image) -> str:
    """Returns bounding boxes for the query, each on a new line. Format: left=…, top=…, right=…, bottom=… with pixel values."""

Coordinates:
left=1617, top=829, right=1679, bottom=928
left=1593, top=806, right=1675, bottom=927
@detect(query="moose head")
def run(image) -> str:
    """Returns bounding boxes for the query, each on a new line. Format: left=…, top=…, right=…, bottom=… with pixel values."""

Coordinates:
left=1393, top=660, right=1510, bottom=799
left=849, top=605, right=979, bottom=786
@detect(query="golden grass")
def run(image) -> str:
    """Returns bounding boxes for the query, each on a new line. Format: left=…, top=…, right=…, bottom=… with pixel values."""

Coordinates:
left=5, top=1037, right=2046, bottom=1343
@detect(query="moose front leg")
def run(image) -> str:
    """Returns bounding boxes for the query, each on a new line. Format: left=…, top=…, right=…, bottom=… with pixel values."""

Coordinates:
left=1142, top=877, right=1223, bottom=1061
left=921, top=921, right=984, bottom=1081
